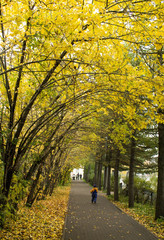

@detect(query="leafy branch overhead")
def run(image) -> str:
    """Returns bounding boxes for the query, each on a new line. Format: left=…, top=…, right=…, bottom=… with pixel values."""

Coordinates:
left=0, top=0, right=164, bottom=227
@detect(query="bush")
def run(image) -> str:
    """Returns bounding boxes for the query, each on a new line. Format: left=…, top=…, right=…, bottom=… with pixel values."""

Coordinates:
left=122, top=175, right=156, bottom=204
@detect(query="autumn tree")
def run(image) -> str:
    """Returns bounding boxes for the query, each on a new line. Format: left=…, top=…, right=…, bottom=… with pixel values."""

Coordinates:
left=0, top=0, right=100, bottom=225
left=0, top=0, right=163, bottom=226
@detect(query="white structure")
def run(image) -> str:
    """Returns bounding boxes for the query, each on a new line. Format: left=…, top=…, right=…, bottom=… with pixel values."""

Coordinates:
left=71, top=168, right=84, bottom=180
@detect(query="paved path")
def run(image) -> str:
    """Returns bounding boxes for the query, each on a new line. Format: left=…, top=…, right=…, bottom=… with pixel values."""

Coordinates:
left=63, top=181, right=159, bottom=240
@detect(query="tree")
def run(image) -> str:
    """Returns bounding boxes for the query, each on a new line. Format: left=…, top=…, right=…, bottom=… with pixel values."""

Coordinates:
left=0, top=0, right=164, bottom=225
left=155, top=47, right=164, bottom=219
left=0, top=0, right=99, bottom=225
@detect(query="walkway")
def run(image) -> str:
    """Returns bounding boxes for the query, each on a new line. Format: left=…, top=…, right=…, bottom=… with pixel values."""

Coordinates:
left=63, top=181, right=159, bottom=240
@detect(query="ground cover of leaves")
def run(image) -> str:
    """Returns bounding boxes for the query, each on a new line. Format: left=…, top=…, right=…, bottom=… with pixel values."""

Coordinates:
left=111, top=200, right=164, bottom=239
left=0, top=185, right=70, bottom=240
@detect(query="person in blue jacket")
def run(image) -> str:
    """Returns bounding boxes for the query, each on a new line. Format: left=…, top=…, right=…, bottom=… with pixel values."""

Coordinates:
left=90, top=184, right=98, bottom=203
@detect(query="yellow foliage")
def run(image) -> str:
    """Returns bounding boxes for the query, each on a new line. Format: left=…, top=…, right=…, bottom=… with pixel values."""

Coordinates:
left=0, top=186, right=70, bottom=240
left=0, top=0, right=164, bottom=190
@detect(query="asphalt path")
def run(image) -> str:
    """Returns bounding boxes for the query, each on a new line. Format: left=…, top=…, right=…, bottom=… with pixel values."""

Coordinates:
left=63, top=181, right=159, bottom=240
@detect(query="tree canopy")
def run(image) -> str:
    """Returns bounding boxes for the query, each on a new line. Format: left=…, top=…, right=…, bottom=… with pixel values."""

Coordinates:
left=0, top=0, right=164, bottom=225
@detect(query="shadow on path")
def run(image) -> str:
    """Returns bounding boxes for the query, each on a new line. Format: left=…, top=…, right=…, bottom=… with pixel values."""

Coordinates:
left=63, top=181, right=159, bottom=240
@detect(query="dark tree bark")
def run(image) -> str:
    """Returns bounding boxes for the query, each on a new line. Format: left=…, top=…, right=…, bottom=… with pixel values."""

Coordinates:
left=47, top=152, right=63, bottom=195
left=97, top=161, right=102, bottom=190
left=94, top=161, right=98, bottom=185
left=103, top=165, right=107, bottom=190
left=84, top=164, right=91, bottom=182
left=155, top=120, right=164, bottom=219
left=42, top=154, right=54, bottom=196
left=128, top=132, right=136, bottom=208
left=114, top=149, right=120, bottom=201
left=155, top=48, right=164, bottom=219
left=25, top=160, right=40, bottom=181
left=107, top=149, right=112, bottom=196
left=26, top=164, right=43, bottom=206
left=107, top=165, right=111, bottom=196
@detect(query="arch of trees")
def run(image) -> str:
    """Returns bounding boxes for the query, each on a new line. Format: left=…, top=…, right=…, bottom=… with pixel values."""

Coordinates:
left=0, top=0, right=163, bottom=227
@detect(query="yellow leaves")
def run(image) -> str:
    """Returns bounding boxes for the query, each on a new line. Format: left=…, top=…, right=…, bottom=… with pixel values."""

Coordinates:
left=88, top=132, right=100, bottom=142
left=0, top=185, right=70, bottom=240
left=154, top=42, right=163, bottom=51
left=0, top=0, right=163, bottom=150
left=97, top=107, right=109, bottom=115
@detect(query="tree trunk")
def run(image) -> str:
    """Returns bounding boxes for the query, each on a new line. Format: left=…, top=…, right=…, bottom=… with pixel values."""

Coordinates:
left=2, top=165, right=14, bottom=198
left=107, top=165, right=111, bottom=195
left=97, top=161, right=102, bottom=190
left=0, top=160, right=14, bottom=227
left=128, top=132, right=136, bottom=208
left=94, top=161, right=98, bottom=185
left=103, top=165, right=107, bottom=190
left=107, top=149, right=112, bottom=196
left=155, top=121, right=164, bottom=219
left=49, top=174, right=59, bottom=196
left=155, top=47, right=164, bottom=219
left=114, top=150, right=120, bottom=201
left=24, top=160, right=40, bottom=181
left=84, top=164, right=91, bottom=182
left=43, top=176, right=51, bottom=196
left=26, top=164, right=42, bottom=206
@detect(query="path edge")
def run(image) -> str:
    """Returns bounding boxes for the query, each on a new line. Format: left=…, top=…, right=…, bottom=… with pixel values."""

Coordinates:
left=101, top=192, right=160, bottom=240
left=61, top=184, right=71, bottom=240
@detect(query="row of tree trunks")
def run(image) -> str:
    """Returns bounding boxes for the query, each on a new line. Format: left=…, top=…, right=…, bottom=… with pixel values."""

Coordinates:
left=86, top=120, right=164, bottom=220
left=90, top=140, right=135, bottom=206
left=84, top=164, right=91, bottom=182
left=93, top=147, right=113, bottom=196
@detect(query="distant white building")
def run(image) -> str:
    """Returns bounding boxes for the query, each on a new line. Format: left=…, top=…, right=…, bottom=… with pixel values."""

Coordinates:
left=71, top=168, right=84, bottom=180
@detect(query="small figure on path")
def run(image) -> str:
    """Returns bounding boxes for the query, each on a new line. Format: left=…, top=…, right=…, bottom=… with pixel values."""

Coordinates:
left=90, top=184, right=98, bottom=203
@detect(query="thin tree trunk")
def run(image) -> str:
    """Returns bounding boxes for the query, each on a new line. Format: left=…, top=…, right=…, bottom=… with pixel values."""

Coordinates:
left=98, top=161, right=102, bottom=190
left=107, top=165, right=111, bottom=195
left=155, top=121, right=164, bottom=219
left=107, top=149, right=112, bottom=196
left=128, top=132, right=136, bottom=208
left=155, top=48, right=164, bottom=219
left=84, top=165, right=87, bottom=181
left=87, top=164, right=91, bottom=182
left=114, top=149, right=120, bottom=201
left=94, top=161, right=98, bottom=185
left=103, top=165, right=107, bottom=190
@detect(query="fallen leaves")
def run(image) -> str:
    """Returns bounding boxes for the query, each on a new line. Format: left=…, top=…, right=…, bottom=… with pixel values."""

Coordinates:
left=0, top=185, right=70, bottom=240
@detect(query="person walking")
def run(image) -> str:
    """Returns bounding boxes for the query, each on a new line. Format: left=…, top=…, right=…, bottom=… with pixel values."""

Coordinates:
left=90, top=184, right=98, bottom=203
